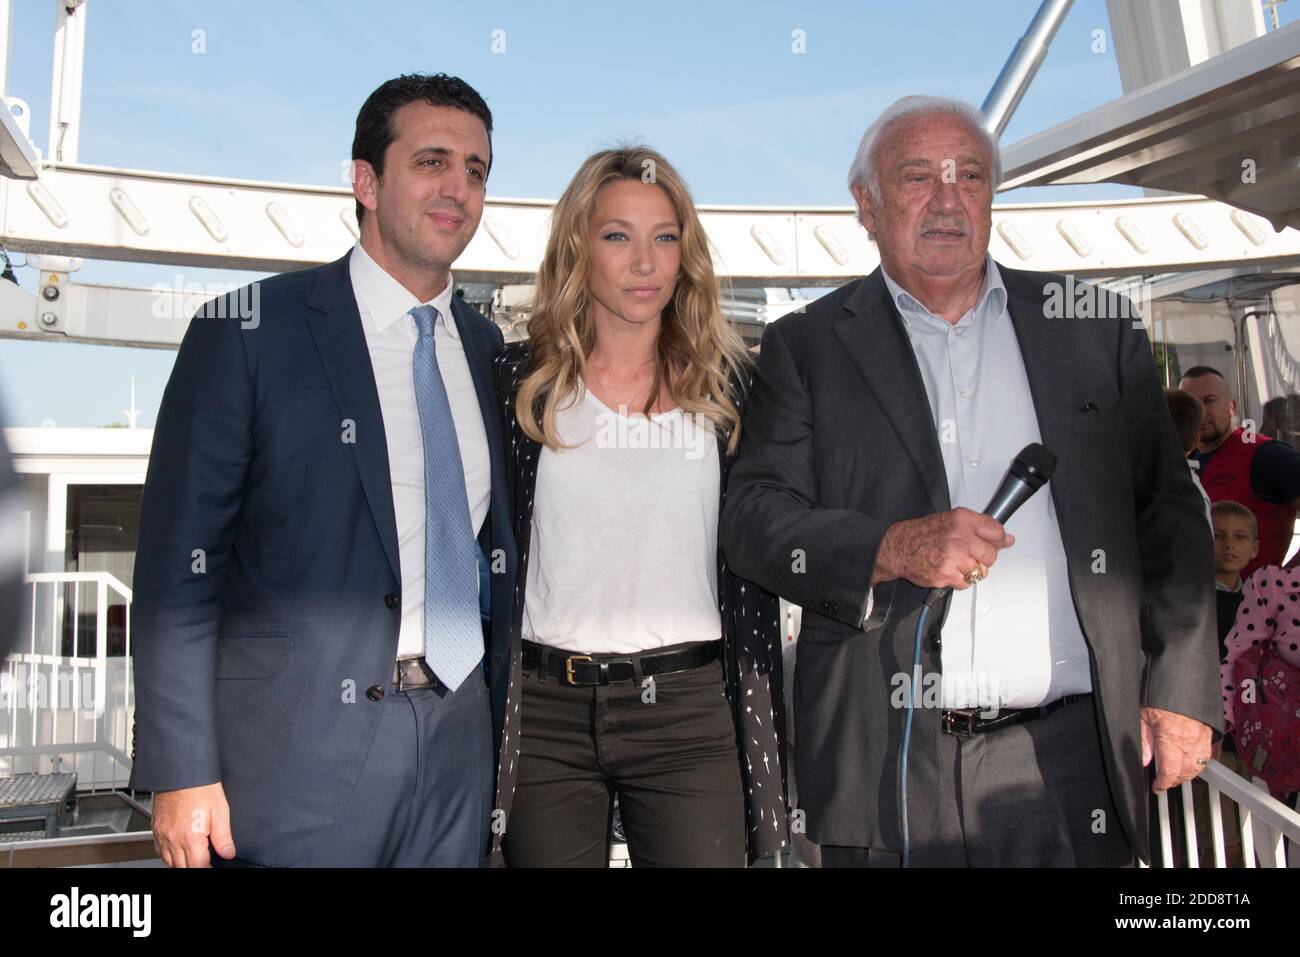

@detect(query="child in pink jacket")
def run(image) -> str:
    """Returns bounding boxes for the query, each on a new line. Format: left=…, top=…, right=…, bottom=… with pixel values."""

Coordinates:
left=1221, top=564, right=1300, bottom=731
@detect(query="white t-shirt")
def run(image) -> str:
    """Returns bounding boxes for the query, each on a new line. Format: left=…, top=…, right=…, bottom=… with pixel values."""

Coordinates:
left=521, top=385, right=721, bottom=654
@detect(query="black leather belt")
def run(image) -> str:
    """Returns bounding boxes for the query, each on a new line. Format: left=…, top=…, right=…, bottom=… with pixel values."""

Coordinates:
left=522, top=638, right=720, bottom=687
left=941, top=693, right=1089, bottom=737
left=392, top=655, right=440, bottom=691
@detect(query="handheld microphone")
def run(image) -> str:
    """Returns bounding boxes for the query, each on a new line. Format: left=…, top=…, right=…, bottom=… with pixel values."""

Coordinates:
left=982, top=442, right=1058, bottom=524
left=901, top=442, right=1057, bottom=867
left=923, top=443, right=1058, bottom=609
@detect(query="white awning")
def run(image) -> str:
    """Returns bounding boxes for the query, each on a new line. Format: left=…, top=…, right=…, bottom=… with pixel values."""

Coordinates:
left=1000, top=20, right=1300, bottom=233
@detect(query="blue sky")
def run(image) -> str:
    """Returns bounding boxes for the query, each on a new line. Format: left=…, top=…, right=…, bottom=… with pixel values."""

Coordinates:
left=2, top=0, right=1296, bottom=428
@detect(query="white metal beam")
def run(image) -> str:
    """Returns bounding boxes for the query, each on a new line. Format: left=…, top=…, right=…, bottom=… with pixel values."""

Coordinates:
left=1000, top=19, right=1300, bottom=231
left=5, top=194, right=1300, bottom=351
left=0, top=96, right=36, bottom=181
left=1104, top=0, right=1265, bottom=93
left=0, top=0, right=38, bottom=180
left=4, top=163, right=1300, bottom=296
left=0, top=270, right=189, bottom=349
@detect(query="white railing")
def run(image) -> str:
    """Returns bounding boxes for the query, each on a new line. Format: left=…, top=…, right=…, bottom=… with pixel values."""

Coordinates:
left=1148, top=758, right=1300, bottom=867
left=1, top=572, right=134, bottom=791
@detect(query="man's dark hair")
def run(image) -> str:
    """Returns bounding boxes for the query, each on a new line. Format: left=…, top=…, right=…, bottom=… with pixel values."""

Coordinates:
left=1181, top=365, right=1226, bottom=383
left=351, top=73, right=493, bottom=224
left=1164, top=388, right=1203, bottom=455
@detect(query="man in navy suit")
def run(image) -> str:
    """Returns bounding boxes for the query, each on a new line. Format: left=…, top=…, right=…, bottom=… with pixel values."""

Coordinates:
left=130, top=74, right=516, bottom=867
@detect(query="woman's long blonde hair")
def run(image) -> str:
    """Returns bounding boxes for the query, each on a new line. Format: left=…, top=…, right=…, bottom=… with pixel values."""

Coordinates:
left=515, top=145, right=751, bottom=454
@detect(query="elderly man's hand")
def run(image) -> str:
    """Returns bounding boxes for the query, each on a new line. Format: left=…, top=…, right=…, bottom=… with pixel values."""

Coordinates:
left=872, top=507, right=1013, bottom=589
left=1141, top=707, right=1212, bottom=792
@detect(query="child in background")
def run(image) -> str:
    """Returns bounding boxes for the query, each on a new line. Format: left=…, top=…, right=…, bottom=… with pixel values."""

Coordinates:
left=1220, top=559, right=1300, bottom=818
left=1165, top=388, right=1212, bottom=527
left=1212, top=500, right=1257, bottom=662
left=1174, top=500, right=1259, bottom=864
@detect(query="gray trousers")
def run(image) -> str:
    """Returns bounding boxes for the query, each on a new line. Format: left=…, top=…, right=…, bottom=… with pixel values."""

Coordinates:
left=290, top=665, right=493, bottom=867
left=823, top=695, right=1134, bottom=867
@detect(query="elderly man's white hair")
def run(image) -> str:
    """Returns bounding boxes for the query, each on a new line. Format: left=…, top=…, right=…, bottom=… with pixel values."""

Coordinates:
left=847, top=96, right=1002, bottom=217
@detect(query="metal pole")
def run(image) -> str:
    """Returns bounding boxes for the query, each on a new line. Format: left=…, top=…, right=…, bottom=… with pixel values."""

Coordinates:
left=0, top=0, right=12, bottom=100
left=48, top=0, right=87, bottom=164
left=981, top=0, right=1077, bottom=140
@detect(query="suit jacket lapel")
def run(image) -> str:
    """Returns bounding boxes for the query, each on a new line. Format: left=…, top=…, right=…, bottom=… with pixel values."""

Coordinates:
left=449, top=295, right=507, bottom=530
left=305, top=252, right=402, bottom=584
left=1002, top=268, right=1073, bottom=526
left=834, top=269, right=951, bottom=513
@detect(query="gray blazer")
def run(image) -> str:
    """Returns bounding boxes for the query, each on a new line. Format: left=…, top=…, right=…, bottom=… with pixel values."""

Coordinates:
left=719, top=263, right=1221, bottom=864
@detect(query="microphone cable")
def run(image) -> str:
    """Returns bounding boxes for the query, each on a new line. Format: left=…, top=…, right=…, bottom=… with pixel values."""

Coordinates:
left=896, top=442, right=1056, bottom=868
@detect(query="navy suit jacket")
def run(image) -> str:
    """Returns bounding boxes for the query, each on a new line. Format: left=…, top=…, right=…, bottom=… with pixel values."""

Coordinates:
left=129, top=251, right=517, bottom=866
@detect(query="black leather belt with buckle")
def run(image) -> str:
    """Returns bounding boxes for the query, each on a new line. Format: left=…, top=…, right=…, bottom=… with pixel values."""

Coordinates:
left=941, top=693, right=1089, bottom=737
left=521, top=638, right=720, bottom=687
left=392, top=656, right=440, bottom=691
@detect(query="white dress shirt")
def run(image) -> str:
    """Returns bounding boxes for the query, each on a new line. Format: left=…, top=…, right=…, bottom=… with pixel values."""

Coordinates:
left=877, top=255, right=1094, bottom=709
left=348, top=242, right=490, bottom=658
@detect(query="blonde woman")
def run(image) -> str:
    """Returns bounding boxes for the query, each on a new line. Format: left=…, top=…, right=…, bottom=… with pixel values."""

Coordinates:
left=489, top=146, right=788, bottom=867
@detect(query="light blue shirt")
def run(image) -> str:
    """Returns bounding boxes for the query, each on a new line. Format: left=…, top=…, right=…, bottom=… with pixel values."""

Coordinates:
left=879, top=255, right=1093, bottom=709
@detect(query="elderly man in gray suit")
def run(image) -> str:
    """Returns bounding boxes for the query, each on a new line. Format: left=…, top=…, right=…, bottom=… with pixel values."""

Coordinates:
left=720, top=95, right=1220, bottom=867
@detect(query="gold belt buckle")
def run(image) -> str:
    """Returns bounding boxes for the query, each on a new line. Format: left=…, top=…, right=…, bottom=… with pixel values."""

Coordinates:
left=565, top=654, right=593, bottom=686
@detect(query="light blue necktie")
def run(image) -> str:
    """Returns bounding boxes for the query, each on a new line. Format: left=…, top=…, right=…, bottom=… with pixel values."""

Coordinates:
left=410, top=304, right=482, bottom=691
